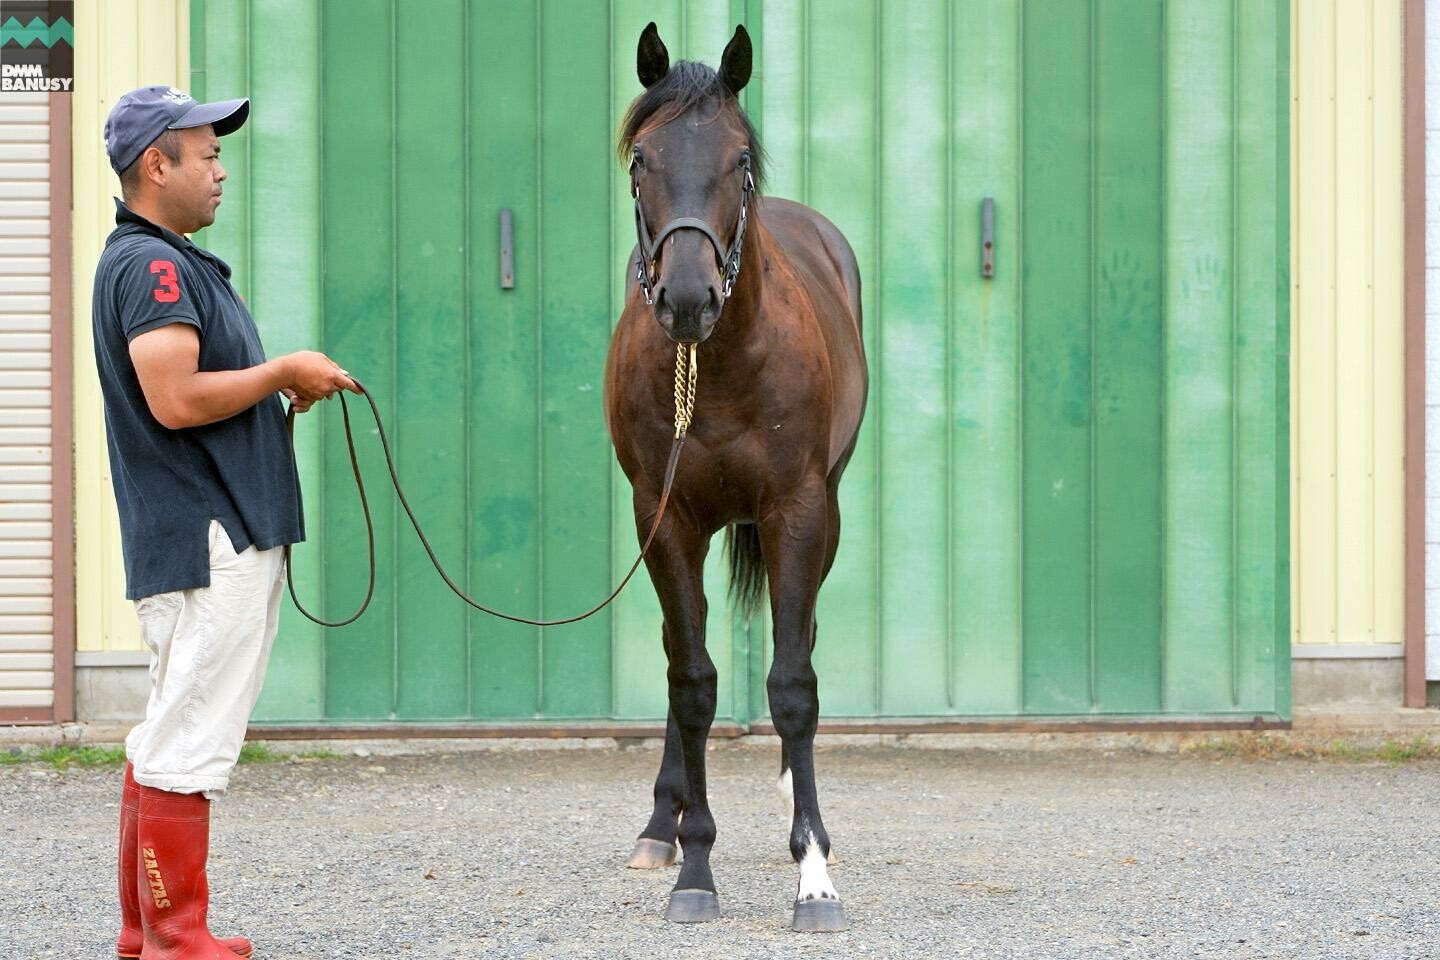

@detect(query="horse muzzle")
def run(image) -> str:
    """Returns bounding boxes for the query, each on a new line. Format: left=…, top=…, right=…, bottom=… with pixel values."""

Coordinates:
left=653, top=279, right=722, bottom=344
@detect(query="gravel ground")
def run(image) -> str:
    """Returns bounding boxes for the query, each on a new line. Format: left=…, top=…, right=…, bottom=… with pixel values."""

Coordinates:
left=3, top=740, right=1438, bottom=960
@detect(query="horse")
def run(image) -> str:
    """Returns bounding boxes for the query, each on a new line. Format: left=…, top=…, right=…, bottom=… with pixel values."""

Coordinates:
left=603, top=22, right=868, bottom=933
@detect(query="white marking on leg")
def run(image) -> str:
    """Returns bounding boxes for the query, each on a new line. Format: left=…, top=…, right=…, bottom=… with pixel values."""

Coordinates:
left=796, top=834, right=838, bottom=902
left=777, top=768, right=794, bottom=815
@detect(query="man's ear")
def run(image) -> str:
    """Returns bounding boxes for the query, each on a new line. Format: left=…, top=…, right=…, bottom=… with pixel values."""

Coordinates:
left=142, top=143, right=173, bottom=188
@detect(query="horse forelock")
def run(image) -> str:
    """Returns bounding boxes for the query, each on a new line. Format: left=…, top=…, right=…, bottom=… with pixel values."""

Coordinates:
left=618, top=60, right=765, bottom=190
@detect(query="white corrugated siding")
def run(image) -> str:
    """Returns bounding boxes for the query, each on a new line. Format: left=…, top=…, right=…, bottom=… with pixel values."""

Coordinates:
left=0, top=91, right=53, bottom=709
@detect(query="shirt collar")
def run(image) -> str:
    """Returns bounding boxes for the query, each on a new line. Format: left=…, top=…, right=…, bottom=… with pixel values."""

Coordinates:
left=111, top=198, right=232, bottom=278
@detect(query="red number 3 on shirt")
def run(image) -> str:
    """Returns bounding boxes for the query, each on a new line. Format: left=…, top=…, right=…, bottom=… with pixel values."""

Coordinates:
left=149, top=260, right=180, bottom=303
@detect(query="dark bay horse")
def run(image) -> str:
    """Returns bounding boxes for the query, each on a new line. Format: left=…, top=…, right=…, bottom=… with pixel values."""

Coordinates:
left=603, top=22, right=867, bottom=933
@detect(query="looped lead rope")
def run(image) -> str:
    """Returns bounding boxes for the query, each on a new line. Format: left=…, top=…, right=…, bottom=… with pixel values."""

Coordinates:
left=284, top=389, right=375, bottom=628
left=286, top=350, right=695, bottom=628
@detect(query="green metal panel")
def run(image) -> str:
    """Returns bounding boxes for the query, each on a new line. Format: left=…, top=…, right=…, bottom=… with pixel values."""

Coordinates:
left=778, top=0, right=883, bottom=718
left=192, top=0, right=330, bottom=722
left=951, top=0, right=1022, bottom=714
left=1163, top=0, right=1237, bottom=711
left=876, top=0, right=951, bottom=715
left=193, top=0, right=1289, bottom=724
left=394, top=0, right=469, bottom=718
left=1093, top=0, right=1163, bottom=712
left=1021, top=0, right=1092, bottom=713
left=1235, top=0, right=1289, bottom=713
left=318, top=0, right=397, bottom=720
left=469, top=0, right=542, bottom=718
left=247, top=0, right=326, bottom=720
left=534, top=1, right=612, bottom=716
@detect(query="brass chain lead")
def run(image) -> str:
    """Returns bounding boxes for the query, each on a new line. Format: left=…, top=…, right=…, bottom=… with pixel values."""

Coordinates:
left=674, top=343, right=698, bottom=438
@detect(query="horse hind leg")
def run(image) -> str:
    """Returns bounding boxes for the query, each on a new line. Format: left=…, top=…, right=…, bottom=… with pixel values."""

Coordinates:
left=785, top=774, right=839, bottom=867
left=777, top=741, right=793, bottom=816
left=627, top=706, right=682, bottom=869
left=772, top=653, right=846, bottom=932
left=775, top=669, right=838, bottom=865
left=761, top=490, right=848, bottom=932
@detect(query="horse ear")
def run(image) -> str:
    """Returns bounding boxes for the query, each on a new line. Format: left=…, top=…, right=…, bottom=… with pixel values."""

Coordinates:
left=637, top=21, right=670, bottom=88
left=718, top=24, right=752, bottom=96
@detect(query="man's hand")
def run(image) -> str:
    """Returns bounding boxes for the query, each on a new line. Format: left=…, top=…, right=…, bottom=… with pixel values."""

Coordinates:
left=281, top=351, right=359, bottom=402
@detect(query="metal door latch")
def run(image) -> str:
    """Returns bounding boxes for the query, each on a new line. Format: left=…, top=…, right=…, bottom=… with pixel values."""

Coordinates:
left=500, top=208, right=515, bottom=289
left=981, top=198, right=995, bottom=279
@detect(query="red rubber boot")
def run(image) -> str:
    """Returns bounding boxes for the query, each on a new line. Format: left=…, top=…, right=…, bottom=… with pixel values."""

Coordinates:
left=116, top=765, right=252, bottom=958
left=134, top=783, right=250, bottom=960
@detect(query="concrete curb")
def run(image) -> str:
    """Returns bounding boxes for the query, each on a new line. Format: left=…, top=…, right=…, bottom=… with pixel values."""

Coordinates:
left=4, top=708, right=1438, bottom=757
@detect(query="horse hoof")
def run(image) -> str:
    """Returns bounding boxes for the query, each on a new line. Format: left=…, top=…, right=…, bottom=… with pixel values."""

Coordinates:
left=626, top=837, right=678, bottom=869
left=793, top=897, right=849, bottom=933
left=666, top=888, right=720, bottom=923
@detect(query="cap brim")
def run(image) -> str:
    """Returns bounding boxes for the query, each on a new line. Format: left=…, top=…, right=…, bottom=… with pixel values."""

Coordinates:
left=168, top=98, right=249, bottom=137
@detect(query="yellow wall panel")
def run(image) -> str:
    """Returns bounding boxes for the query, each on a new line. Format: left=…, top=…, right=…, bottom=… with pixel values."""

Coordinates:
left=1370, top=0, right=1405, bottom=650
left=1295, top=0, right=1338, bottom=645
left=71, top=0, right=189, bottom=652
left=1332, top=0, right=1373, bottom=641
left=1291, top=0, right=1405, bottom=649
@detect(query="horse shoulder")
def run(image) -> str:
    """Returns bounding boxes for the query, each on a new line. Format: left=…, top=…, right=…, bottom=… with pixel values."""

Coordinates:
left=756, top=198, right=862, bottom=332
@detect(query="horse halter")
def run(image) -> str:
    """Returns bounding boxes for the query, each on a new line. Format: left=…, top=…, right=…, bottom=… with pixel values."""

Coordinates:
left=631, top=151, right=755, bottom=306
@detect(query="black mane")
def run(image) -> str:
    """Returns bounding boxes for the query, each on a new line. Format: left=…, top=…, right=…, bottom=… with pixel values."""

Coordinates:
left=617, top=60, right=765, bottom=189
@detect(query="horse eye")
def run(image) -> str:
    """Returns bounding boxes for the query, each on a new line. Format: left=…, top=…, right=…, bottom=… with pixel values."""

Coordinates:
left=737, top=153, right=750, bottom=169
left=631, top=150, right=645, bottom=170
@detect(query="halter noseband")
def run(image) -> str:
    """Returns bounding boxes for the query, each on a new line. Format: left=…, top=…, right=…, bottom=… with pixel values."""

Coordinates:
left=631, top=152, right=755, bottom=307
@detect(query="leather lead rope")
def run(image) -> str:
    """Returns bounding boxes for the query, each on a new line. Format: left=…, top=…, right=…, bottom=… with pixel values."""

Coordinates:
left=285, top=350, right=691, bottom=628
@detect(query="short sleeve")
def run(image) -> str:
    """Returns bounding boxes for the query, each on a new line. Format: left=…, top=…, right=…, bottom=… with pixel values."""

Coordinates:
left=110, top=240, right=204, bottom=343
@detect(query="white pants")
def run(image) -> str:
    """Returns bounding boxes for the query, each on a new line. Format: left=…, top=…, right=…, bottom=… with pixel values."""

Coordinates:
left=125, top=520, right=286, bottom=797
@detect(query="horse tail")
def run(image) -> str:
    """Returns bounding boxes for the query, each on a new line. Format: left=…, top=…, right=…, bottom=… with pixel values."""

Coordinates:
left=725, top=522, right=766, bottom=621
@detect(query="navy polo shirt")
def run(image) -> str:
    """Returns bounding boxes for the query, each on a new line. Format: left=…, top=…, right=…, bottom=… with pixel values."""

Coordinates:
left=91, top=199, right=303, bottom=600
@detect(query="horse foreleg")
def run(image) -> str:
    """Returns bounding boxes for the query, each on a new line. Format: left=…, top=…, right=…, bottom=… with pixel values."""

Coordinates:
left=627, top=703, right=683, bottom=869
left=761, top=485, right=848, bottom=932
left=664, top=634, right=720, bottom=922
left=639, top=510, right=720, bottom=922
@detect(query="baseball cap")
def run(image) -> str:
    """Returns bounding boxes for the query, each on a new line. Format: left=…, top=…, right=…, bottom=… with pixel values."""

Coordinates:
left=104, top=85, right=249, bottom=175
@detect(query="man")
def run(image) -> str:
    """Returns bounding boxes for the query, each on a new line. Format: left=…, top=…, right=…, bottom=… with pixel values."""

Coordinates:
left=94, top=85, right=356, bottom=960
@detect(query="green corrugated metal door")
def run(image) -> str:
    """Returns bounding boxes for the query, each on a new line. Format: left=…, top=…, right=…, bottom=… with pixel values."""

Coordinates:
left=189, top=0, right=1288, bottom=725
left=192, top=0, right=760, bottom=725
left=765, top=0, right=1288, bottom=720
